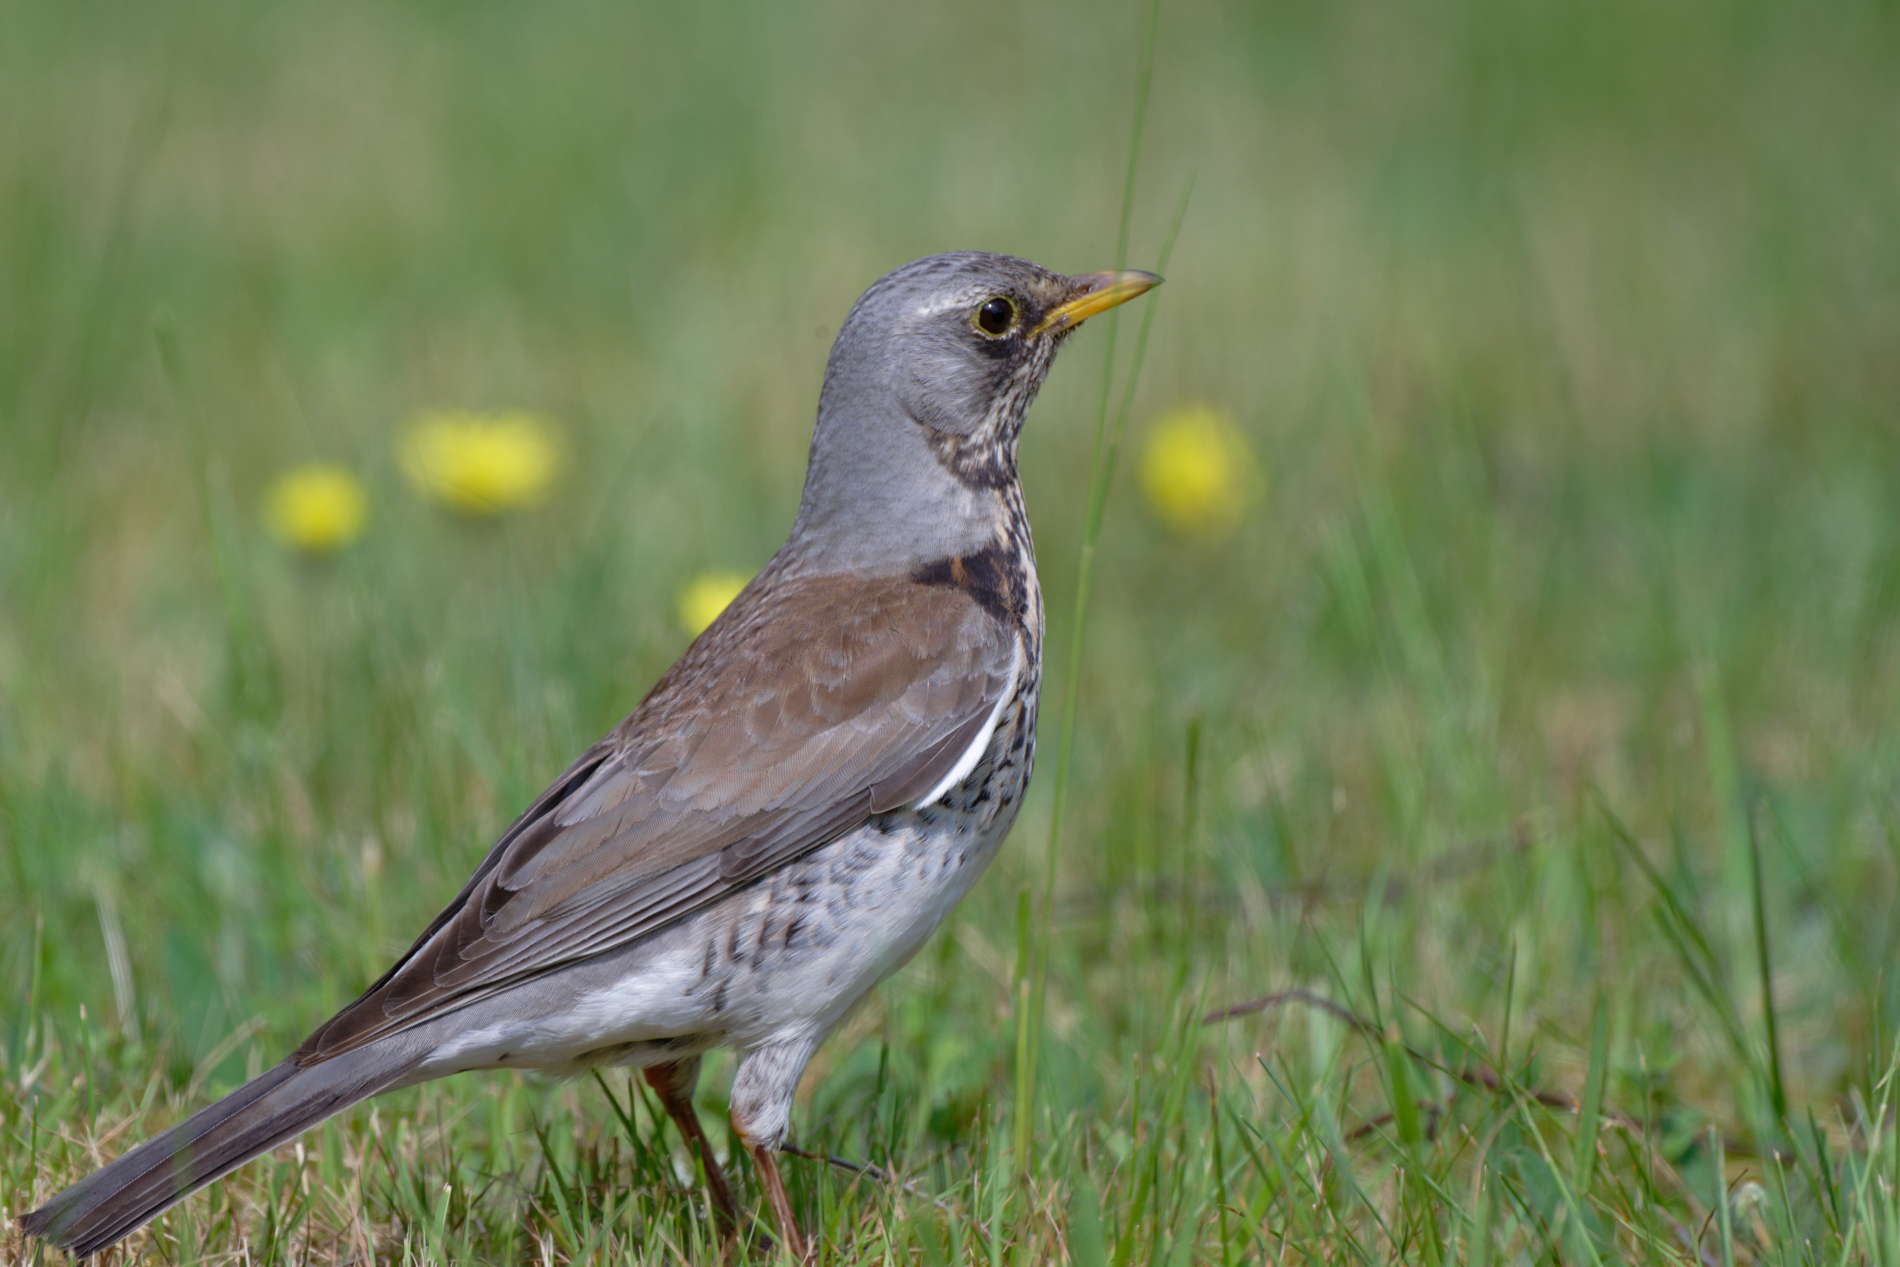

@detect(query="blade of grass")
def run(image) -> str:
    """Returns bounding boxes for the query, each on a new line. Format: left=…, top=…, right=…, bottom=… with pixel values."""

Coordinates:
left=1709, top=1126, right=1735, bottom=1267
left=1070, top=1171, right=1109, bottom=1267
left=78, top=1004, right=93, bottom=1135
left=590, top=1069, right=639, bottom=1147
left=1747, top=806, right=1788, bottom=1128
left=1598, top=794, right=1757, bottom=1078
left=1574, top=996, right=1609, bottom=1196
left=1208, top=1082, right=1232, bottom=1265
left=1508, top=1091, right=1606, bottom=1267
left=1500, top=937, right=1517, bottom=1077
left=1383, top=1027, right=1424, bottom=1155
left=1013, top=0, right=1173, bottom=1169
left=1470, top=1163, right=1496, bottom=1267
left=153, top=315, right=275, bottom=716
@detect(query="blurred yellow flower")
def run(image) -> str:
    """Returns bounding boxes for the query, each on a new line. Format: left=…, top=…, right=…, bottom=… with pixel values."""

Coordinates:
left=263, top=464, right=368, bottom=555
left=1138, top=404, right=1262, bottom=539
left=398, top=410, right=561, bottom=514
left=677, top=570, right=751, bottom=636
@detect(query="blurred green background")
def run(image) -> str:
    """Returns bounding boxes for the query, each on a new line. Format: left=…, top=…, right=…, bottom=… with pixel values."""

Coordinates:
left=5, top=0, right=1900, bottom=1260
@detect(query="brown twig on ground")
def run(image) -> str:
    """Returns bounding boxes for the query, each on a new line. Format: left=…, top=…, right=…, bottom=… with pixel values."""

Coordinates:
left=1203, top=987, right=1379, bottom=1033
left=780, top=1146, right=962, bottom=1218
left=1344, top=1103, right=1443, bottom=1144
left=1203, top=988, right=1796, bottom=1168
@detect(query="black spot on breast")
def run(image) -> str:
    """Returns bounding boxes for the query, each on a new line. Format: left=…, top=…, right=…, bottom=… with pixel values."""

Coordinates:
left=911, top=539, right=1028, bottom=628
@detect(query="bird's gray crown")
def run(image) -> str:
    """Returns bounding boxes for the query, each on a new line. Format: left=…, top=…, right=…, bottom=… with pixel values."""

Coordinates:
left=785, top=252, right=1080, bottom=576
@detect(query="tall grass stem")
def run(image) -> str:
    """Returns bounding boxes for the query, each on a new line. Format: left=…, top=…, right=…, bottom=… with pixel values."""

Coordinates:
left=1012, top=0, right=1166, bottom=1171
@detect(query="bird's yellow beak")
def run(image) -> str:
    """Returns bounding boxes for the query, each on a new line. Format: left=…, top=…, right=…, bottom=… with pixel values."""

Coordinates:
left=1034, top=270, right=1163, bottom=337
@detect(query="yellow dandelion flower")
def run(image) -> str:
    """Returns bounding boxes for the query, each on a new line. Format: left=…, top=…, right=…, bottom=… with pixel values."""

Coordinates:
left=398, top=410, right=561, bottom=514
left=677, top=570, right=751, bottom=636
left=263, top=464, right=368, bottom=555
left=1138, top=404, right=1262, bottom=539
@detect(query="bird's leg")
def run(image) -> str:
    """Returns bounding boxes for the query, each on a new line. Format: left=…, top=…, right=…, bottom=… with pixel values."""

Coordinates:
left=729, top=1039, right=820, bottom=1263
left=642, top=1058, right=741, bottom=1241
left=747, top=1143, right=810, bottom=1264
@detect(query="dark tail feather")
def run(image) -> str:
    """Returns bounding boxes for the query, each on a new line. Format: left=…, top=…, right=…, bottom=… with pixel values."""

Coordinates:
left=19, top=1049, right=415, bottom=1258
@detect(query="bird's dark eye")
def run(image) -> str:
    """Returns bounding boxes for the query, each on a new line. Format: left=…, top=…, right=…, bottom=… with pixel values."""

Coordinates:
left=974, top=296, right=1016, bottom=337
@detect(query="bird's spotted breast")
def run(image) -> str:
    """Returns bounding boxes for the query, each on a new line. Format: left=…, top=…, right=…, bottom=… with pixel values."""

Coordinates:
left=678, top=635, right=1041, bottom=1047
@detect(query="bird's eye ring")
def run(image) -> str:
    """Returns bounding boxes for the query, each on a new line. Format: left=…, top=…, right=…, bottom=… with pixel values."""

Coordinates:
left=974, top=296, right=1016, bottom=337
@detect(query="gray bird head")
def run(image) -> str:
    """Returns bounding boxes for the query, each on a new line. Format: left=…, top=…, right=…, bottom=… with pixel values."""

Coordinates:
left=785, top=252, right=1159, bottom=574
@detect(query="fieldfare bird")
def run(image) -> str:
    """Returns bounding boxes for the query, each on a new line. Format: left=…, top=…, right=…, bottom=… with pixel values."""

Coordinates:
left=21, top=252, right=1159, bottom=1260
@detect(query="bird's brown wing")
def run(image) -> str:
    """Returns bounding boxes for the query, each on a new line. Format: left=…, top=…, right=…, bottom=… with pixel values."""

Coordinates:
left=297, top=569, right=1016, bottom=1062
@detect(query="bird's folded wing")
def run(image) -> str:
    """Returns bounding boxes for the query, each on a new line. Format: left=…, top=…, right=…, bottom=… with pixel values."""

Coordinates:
left=297, top=569, right=1016, bottom=1062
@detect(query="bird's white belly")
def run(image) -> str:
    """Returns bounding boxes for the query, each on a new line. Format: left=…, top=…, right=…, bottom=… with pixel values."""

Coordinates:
left=408, top=756, right=1024, bottom=1082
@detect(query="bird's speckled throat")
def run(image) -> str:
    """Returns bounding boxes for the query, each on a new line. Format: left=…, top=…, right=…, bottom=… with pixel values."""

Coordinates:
left=916, top=332, right=1059, bottom=492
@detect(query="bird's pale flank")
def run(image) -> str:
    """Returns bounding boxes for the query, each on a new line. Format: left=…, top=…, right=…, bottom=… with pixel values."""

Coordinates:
left=21, top=251, right=1158, bottom=1261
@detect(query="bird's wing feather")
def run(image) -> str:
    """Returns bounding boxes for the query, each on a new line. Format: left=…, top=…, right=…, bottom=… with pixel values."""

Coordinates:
left=297, top=569, right=1014, bottom=1062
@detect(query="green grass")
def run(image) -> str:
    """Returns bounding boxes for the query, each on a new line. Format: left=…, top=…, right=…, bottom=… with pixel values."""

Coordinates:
left=6, top=0, right=1900, bottom=1261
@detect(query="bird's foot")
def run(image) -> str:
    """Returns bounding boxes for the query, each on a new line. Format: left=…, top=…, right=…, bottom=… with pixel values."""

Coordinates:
left=748, top=1145, right=813, bottom=1264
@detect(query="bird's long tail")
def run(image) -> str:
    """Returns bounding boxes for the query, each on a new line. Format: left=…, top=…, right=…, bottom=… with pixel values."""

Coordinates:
left=19, top=1048, right=416, bottom=1258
